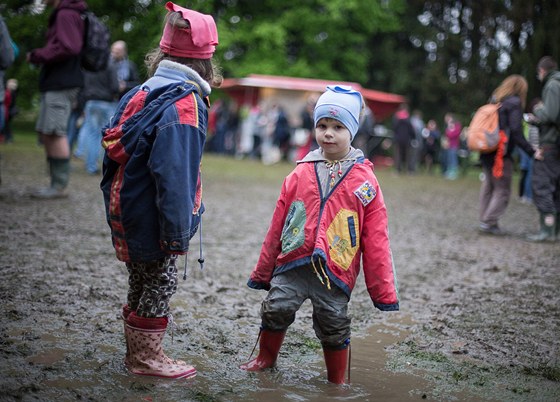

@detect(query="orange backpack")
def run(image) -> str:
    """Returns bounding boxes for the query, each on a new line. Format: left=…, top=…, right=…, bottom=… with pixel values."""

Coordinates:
left=467, top=102, right=509, bottom=178
left=466, top=103, right=503, bottom=153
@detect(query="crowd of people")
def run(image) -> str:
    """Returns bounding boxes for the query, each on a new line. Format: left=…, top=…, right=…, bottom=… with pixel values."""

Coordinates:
left=204, top=94, right=379, bottom=166
left=204, top=94, right=475, bottom=181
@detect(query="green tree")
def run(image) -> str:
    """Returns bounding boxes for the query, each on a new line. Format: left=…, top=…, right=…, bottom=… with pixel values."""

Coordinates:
left=2, top=0, right=558, bottom=125
left=379, top=0, right=560, bottom=124
left=215, top=0, right=404, bottom=83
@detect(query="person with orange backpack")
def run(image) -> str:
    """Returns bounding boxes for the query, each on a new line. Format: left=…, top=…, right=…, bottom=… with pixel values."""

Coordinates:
left=478, top=75, right=541, bottom=235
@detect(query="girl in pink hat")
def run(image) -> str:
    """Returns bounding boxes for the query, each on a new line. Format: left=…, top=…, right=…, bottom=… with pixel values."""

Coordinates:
left=100, top=2, right=221, bottom=379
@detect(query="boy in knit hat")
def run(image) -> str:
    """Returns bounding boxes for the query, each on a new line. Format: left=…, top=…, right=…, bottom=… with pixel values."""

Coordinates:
left=101, top=2, right=221, bottom=379
left=240, top=85, right=399, bottom=384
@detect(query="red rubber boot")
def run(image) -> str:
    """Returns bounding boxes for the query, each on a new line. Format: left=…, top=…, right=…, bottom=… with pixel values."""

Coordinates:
left=239, top=330, right=286, bottom=371
left=323, top=346, right=349, bottom=384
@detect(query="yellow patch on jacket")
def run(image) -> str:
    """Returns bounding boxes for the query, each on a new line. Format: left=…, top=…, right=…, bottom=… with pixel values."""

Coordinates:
left=327, top=208, right=359, bottom=270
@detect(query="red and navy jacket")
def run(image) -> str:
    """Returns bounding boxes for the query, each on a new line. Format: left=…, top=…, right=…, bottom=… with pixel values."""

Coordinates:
left=100, top=61, right=209, bottom=263
left=248, top=157, right=400, bottom=311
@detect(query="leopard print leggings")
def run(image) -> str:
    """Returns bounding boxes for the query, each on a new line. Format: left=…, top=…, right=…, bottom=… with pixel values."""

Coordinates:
left=126, top=255, right=179, bottom=318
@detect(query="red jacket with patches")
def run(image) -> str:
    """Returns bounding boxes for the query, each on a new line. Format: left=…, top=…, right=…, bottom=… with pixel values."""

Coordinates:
left=248, top=157, right=399, bottom=311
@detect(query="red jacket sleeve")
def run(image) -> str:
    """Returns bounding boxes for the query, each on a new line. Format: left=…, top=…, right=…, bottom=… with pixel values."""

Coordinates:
left=248, top=181, right=288, bottom=289
left=360, top=184, right=399, bottom=310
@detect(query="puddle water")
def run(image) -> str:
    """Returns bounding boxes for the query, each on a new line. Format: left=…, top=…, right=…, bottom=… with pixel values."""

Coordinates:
left=58, top=319, right=428, bottom=400
left=7, top=314, right=485, bottom=401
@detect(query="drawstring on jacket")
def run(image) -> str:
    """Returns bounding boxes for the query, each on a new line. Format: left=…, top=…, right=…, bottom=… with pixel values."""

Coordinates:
left=325, top=160, right=344, bottom=189
left=311, top=257, right=331, bottom=290
left=182, top=213, right=205, bottom=280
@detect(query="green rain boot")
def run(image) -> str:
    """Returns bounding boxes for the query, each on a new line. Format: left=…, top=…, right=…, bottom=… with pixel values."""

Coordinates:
left=31, top=157, right=70, bottom=199
left=526, top=213, right=556, bottom=242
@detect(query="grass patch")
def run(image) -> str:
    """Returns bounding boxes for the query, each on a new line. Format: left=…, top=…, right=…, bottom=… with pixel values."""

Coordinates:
left=523, top=364, right=560, bottom=382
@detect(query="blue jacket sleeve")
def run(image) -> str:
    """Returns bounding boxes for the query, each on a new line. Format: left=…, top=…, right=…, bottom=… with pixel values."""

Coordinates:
left=148, top=111, right=205, bottom=254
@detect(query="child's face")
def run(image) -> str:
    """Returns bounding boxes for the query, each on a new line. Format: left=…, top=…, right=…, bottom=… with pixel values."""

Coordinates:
left=315, top=117, right=352, bottom=160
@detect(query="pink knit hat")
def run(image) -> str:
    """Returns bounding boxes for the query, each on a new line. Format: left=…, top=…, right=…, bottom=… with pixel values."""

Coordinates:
left=159, top=2, right=218, bottom=59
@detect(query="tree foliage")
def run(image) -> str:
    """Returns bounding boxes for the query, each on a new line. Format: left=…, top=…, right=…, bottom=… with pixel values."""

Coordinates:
left=1, top=0, right=559, bottom=125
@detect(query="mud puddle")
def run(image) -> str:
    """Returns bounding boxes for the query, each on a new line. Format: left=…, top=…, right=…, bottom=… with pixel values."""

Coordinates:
left=4, top=313, right=447, bottom=402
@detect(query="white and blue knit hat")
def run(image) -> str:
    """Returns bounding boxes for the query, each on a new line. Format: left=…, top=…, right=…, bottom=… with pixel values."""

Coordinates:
left=313, top=85, right=363, bottom=139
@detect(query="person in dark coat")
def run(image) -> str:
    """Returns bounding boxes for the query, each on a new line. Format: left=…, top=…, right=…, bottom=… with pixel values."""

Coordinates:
left=392, top=104, right=416, bottom=174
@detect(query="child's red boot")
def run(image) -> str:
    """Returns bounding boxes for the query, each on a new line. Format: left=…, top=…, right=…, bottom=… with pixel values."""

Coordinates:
left=323, top=346, right=349, bottom=384
left=239, top=329, right=286, bottom=371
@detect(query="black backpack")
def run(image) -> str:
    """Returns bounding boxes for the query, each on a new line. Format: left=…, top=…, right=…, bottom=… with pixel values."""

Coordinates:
left=80, top=11, right=110, bottom=72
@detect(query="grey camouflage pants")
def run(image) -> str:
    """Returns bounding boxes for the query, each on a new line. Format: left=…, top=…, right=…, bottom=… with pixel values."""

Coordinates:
left=260, top=265, right=351, bottom=349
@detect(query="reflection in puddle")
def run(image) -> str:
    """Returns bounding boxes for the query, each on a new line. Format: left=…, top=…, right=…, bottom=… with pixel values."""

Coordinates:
left=27, top=348, right=67, bottom=365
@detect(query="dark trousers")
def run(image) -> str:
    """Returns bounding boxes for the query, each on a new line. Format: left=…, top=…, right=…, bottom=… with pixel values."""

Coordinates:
left=532, top=147, right=560, bottom=214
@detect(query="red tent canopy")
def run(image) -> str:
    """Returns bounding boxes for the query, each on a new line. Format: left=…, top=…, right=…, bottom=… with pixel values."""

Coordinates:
left=218, top=74, right=406, bottom=121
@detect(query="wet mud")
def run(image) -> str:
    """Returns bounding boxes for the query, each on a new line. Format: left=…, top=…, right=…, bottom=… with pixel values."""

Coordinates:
left=0, top=141, right=559, bottom=401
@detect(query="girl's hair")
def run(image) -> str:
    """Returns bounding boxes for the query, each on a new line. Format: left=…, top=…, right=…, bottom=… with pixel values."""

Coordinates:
left=145, top=11, right=223, bottom=87
left=492, top=74, right=528, bottom=108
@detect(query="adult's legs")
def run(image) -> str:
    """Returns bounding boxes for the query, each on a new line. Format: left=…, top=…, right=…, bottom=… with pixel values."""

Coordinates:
left=479, top=158, right=513, bottom=230
left=32, top=89, right=78, bottom=198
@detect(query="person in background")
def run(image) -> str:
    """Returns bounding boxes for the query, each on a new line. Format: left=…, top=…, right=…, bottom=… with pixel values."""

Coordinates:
left=517, top=98, right=541, bottom=204
left=76, top=62, right=119, bottom=174
left=26, top=0, right=87, bottom=199
left=478, top=75, right=540, bottom=235
left=392, top=103, right=415, bottom=174
left=443, top=112, right=461, bottom=180
left=2, top=79, right=19, bottom=143
left=525, top=56, right=560, bottom=242
left=293, top=94, right=319, bottom=161
left=240, top=85, right=399, bottom=384
left=100, top=2, right=221, bottom=379
left=272, top=103, right=291, bottom=162
left=409, top=109, right=425, bottom=173
left=422, top=119, right=440, bottom=174
left=111, top=40, right=140, bottom=99
left=0, top=12, right=15, bottom=136
left=352, top=102, right=375, bottom=160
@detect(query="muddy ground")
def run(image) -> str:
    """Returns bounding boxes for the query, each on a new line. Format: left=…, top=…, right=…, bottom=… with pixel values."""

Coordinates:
left=0, top=136, right=559, bottom=402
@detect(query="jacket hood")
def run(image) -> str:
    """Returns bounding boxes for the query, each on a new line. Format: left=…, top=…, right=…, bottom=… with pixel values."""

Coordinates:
left=545, top=70, right=560, bottom=83
left=298, top=146, right=364, bottom=163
